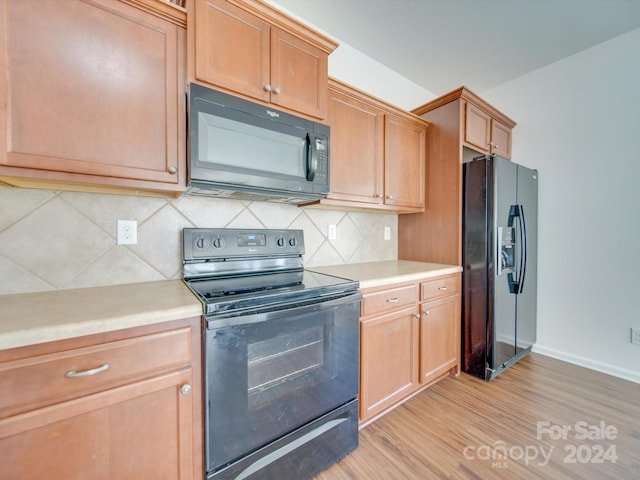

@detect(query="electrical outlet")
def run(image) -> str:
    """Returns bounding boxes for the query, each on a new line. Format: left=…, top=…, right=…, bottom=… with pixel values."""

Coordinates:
left=384, top=226, right=391, bottom=241
left=631, top=327, right=640, bottom=345
left=117, top=220, right=137, bottom=245
left=328, top=224, right=337, bottom=240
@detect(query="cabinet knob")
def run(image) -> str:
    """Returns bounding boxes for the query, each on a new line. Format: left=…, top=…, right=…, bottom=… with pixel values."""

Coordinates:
left=386, top=195, right=393, bottom=200
left=180, top=384, right=192, bottom=395
left=374, top=194, right=382, bottom=199
left=168, top=165, right=177, bottom=174
left=414, top=313, right=421, bottom=319
left=423, top=310, right=430, bottom=316
left=494, top=145, right=500, bottom=150
left=264, top=84, right=272, bottom=92
left=273, top=86, right=281, bottom=95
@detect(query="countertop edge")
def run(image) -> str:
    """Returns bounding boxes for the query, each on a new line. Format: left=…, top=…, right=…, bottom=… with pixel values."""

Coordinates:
left=358, top=265, right=463, bottom=289
left=308, top=260, right=463, bottom=290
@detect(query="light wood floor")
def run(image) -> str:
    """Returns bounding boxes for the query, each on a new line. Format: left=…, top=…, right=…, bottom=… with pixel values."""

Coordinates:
left=315, top=353, right=640, bottom=479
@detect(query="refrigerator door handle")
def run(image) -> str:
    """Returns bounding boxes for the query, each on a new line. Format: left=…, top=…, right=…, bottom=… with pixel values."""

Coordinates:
left=518, top=205, right=528, bottom=294
left=507, top=205, right=527, bottom=294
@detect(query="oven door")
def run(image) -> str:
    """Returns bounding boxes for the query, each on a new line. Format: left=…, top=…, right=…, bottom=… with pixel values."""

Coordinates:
left=204, top=292, right=361, bottom=473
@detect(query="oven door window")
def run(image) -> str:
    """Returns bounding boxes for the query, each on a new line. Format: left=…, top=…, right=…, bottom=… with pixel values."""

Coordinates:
left=204, top=294, right=360, bottom=472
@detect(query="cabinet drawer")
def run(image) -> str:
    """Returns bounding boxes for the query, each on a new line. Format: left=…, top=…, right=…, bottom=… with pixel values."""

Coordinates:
left=361, top=284, right=417, bottom=317
left=421, top=275, right=460, bottom=301
left=0, top=327, right=192, bottom=416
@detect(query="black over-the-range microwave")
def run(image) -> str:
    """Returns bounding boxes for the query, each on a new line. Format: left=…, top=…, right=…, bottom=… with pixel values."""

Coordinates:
left=186, top=83, right=330, bottom=204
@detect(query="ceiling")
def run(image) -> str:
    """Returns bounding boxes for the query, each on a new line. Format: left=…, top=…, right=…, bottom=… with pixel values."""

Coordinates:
left=270, top=0, right=640, bottom=96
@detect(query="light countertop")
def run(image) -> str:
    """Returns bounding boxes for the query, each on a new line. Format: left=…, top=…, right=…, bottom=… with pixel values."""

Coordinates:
left=0, top=261, right=461, bottom=351
left=309, top=260, right=462, bottom=290
left=0, top=280, right=203, bottom=351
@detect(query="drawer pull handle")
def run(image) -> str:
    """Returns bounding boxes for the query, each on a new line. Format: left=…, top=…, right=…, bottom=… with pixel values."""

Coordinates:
left=386, top=297, right=400, bottom=303
left=65, top=363, right=110, bottom=378
left=438, top=286, right=448, bottom=291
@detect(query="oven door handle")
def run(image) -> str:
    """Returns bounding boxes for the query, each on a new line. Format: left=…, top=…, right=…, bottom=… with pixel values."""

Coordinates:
left=206, top=292, right=362, bottom=329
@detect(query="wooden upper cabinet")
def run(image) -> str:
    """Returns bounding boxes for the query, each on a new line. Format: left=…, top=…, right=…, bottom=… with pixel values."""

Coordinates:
left=464, top=102, right=492, bottom=153
left=270, top=28, right=328, bottom=119
left=0, top=0, right=187, bottom=195
left=190, top=0, right=336, bottom=119
left=490, top=118, right=512, bottom=159
left=326, top=84, right=384, bottom=205
left=399, top=86, right=515, bottom=266
left=464, top=99, right=513, bottom=159
left=194, top=0, right=270, bottom=103
left=316, top=79, right=428, bottom=213
left=384, top=114, right=426, bottom=210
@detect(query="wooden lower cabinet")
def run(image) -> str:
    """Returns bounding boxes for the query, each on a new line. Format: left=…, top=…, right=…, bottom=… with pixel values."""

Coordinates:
left=419, top=274, right=461, bottom=384
left=359, top=273, right=461, bottom=425
left=360, top=305, right=419, bottom=422
left=0, top=318, right=202, bottom=480
left=420, top=295, right=460, bottom=383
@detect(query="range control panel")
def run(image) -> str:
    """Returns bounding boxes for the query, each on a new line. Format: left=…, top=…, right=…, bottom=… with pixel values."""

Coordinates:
left=183, top=228, right=305, bottom=261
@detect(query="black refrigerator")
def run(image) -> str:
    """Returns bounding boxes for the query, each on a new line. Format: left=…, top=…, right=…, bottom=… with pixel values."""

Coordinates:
left=462, top=154, right=538, bottom=380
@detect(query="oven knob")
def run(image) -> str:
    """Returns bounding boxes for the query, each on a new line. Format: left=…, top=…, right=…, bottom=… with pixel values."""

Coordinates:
left=195, top=236, right=209, bottom=250
left=288, top=237, right=297, bottom=247
left=212, top=237, right=225, bottom=249
left=276, top=236, right=285, bottom=247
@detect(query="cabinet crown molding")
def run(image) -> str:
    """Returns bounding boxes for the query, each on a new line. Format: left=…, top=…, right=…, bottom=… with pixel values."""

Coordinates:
left=329, top=77, right=430, bottom=127
left=228, top=0, right=339, bottom=53
left=122, top=0, right=187, bottom=27
left=412, top=86, right=516, bottom=128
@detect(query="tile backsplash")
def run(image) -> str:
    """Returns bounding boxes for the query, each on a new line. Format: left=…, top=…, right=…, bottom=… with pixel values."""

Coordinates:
left=0, top=186, right=397, bottom=295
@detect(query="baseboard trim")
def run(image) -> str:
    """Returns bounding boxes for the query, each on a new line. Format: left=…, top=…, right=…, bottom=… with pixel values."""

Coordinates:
left=532, top=344, right=640, bottom=384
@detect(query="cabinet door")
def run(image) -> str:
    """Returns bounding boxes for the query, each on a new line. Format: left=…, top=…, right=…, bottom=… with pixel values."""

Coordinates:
left=0, top=0, right=185, bottom=189
left=490, top=119, right=512, bottom=159
left=0, top=370, right=194, bottom=480
left=384, top=114, right=426, bottom=209
left=360, top=306, right=419, bottom=422
left=464, top=102, right=491, bottom=153
left=419, top=295, right=460, bottom=383
left=270, top=27, right=328, bottom=119
left=326, top=88, right=384, bottom=204
left=193, top=0, right=270, bottom=103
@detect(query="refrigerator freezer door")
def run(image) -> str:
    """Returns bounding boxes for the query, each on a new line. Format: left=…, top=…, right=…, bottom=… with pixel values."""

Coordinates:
left=515, top=165, right=538, bottom=353
left=492, top=158, right=518, bottom=370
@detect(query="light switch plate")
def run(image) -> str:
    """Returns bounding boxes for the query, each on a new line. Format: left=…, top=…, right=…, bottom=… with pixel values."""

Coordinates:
left=384, top=226, right=391, bottom=241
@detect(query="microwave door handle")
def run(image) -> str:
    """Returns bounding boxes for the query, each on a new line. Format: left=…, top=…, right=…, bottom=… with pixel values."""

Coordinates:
left=305, top=133, right=317, bottom=181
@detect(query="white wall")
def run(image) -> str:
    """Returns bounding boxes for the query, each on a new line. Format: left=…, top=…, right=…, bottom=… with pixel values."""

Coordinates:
left=483, top=28, right=640, bottom=383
